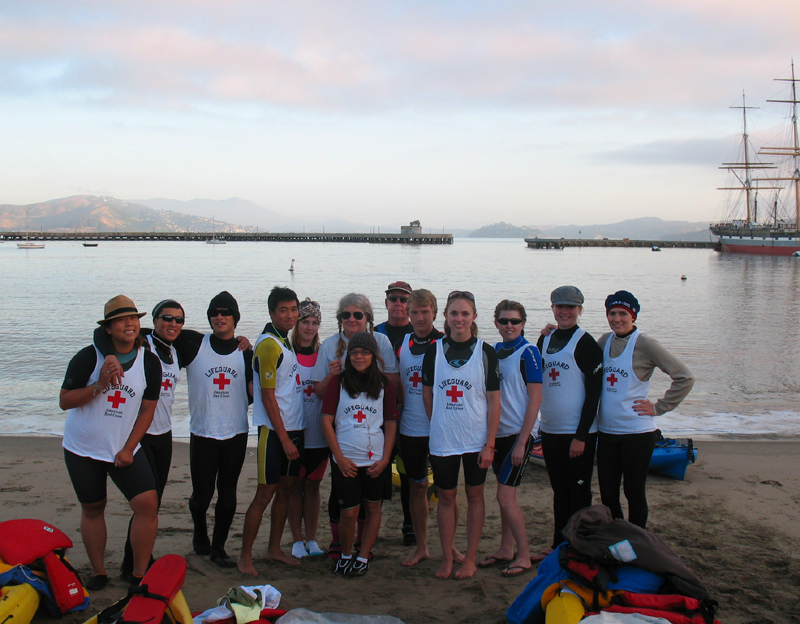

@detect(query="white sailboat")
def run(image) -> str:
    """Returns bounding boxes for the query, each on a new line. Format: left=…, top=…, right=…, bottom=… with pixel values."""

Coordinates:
left=17, top=210, right=45, bottom=249
left=206, top=216, right=227, bottom=244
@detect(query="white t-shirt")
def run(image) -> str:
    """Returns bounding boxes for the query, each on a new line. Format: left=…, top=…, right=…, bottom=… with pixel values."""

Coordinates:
left=311, top=331, right=399, bottom=382
left=63, top=346, right=147, bottom=462
left=332, top=386, right=386, bottom=467
left=186, top=334, right=250, bottom=440
left=146, top=334, right=181, bottom=436
left=429, top=338, right=488, bottom=456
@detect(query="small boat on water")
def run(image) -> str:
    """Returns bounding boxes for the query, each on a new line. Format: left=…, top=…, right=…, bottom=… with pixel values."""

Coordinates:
left=651, top=245, right=661, bottom=251
left=82, top=243, right=98, bottom=247
left=529, top=431, right=697, bottom=481
left=17, top=210, right=45, bottom=249
left=206, top=215, right=226, bottom=244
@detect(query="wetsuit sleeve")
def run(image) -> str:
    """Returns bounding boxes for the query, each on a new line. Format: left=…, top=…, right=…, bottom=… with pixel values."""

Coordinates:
left=520, top=344, right=543, bottom=384
left=574, top=333, right=604, bottom=441
left=172, top=329, right=204, bottom=366
left=62, top=346, right=98, bottom=390
left=321, top=376, right=342, bottom=415
left=254, top=338, right=283, bottom=390
left=633, top=333, right=695, bottom=415
left=93, top=326, right=114, bottom=357
left=482, top=343, right=500, bottom=392
left=421, top=342, right=437, bottom=386
left=142, top=351, right=163, bottom=401
left=536, top=335, right=544, bottom=352
left=382, top=382, right=399, bottom=421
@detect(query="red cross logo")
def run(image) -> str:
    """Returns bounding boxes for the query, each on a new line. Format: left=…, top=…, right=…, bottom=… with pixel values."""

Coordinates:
left=445, top=385, right=463, bottom=403
left=409, top=372, right=422, bottom=387
left=161, top=378, right=173, bottom=391
left=606, top=373, right=619, bottom=387
left=304, top=385, right=315, bottom=397
left=107, top=391, right=127, bottom=409
left=213, top=373, right=231, bottom=390
left=353, top=410, right=367, bottom=423
left=548, top=368, right=560, bottom=382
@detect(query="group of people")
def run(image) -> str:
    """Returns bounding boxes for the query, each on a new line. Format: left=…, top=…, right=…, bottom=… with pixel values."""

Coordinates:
left=60, top=282, right=694, bottom=587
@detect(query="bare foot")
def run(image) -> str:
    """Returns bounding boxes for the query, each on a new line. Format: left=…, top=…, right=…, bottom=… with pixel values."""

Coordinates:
left=265, top=548, right=300, bottom=566
left=452, top=548, right=465, bottom=564
left=454, top=560, right=477, bottom=580
left=434, top=560, right=453, bottom=579
left=505, top=555, right=532, bottom=574
left=401, top=547, right=430, bottom=567
left=237, top=555, right=258, bottom=577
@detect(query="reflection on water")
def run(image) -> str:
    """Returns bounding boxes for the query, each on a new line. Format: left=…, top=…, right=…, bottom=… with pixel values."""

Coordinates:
left=2, top=240, right=798, bottom=436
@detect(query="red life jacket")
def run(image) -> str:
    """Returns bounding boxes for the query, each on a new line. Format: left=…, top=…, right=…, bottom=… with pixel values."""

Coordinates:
left=0, top=519, right=88, bottom=615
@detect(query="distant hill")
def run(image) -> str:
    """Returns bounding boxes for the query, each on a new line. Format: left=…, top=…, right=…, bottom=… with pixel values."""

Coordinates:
left=0, top=195, right=250, bottom=233
left=468, top=222, right=544, bottom=238
left=470, top=217, right=714, bottom=241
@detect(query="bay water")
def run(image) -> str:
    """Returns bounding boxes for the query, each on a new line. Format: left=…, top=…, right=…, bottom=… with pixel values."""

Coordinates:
left=2, top=238, right=798, bottom=438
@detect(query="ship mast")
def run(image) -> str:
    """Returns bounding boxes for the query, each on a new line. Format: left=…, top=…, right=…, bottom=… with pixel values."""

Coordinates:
left=719, top=93, right=764, bottom=223
left=759, top=60, right=800, bottom=229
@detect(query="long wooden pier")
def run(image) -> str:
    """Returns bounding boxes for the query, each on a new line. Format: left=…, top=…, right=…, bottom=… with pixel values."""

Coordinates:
left=525, top=237, right=718, bottom=250
left=2, top=231, right=453, bottom=245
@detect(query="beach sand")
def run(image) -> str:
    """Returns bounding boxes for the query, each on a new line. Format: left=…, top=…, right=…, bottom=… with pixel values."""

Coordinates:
left=2, top=436, right=799, bottom=624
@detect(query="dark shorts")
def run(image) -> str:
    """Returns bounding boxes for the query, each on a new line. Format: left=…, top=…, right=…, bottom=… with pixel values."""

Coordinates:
left=64, top=447, right=156, bottom=505
left=399, top=435, right=430, bottom=482
left=492, top=433, right=534, bottom=487
left=429, top=452, right=487, bottom=490
left=300, top=447, right=329, bottom=481
left=257, top=426, right=304, bottom=485
left=330, top=460, right=386, bottom=509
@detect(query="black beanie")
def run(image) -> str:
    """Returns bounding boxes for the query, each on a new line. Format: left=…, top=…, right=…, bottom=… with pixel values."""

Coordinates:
left=207, top=291, right=240, bottom=327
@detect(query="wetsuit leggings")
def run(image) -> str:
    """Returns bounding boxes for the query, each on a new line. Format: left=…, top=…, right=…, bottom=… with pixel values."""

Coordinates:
left=596, top=431, right=657, bottom=528
left=188, top=432, right=248, bottom=550
left=122, top=431, right=172, bottom=575
left=541, top=432, right=597, bottom=548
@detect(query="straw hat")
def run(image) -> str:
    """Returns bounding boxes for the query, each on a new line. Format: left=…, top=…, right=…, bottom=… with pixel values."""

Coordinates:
left=97, top=295, right=146, bottom=325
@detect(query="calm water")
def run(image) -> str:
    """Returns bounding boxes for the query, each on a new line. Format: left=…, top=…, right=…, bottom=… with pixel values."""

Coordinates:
left=2, top=239, right=799, bottom=438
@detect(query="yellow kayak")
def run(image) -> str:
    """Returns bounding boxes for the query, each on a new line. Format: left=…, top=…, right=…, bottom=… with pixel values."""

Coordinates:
left=391, top=459, right=438, bottom=503
left=0, top=584, right=40, bottom=624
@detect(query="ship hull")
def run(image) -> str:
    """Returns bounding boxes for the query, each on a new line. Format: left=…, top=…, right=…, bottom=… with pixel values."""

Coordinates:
left=716, top=234, right=800, bottom=255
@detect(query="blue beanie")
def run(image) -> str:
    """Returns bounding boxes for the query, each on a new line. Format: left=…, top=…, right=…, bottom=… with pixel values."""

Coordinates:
left=604, top=290, right=640, bottom=320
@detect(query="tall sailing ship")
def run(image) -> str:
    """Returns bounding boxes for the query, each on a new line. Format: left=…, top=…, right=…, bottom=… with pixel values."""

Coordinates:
left=710, top=62, right=800, bottom=255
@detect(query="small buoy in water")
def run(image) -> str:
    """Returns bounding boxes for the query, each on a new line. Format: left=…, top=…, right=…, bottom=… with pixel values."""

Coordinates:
left=289, top=259, right=295, bottom=272
left=680, top=274, right=687, bottom=281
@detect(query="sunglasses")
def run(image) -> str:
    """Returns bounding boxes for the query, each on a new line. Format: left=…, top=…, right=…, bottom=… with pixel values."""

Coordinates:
left=157, top=314, right=185, bottom=325
left=448, top=290, right=475, bottom=301
left=210, top=308, right=234, bottom=317
left=497, top=317, right=523, bottom=326
left=339, top=311, right=365, bottom=320
left=349, top=348, right=373, bottom=358
left=387, top=295, right=408, bottom=304
left=300, top=300, right=320, bottom=309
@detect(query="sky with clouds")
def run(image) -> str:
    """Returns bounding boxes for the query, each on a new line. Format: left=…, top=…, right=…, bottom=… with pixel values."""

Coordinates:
left=1, top=0, right=798, bottom=228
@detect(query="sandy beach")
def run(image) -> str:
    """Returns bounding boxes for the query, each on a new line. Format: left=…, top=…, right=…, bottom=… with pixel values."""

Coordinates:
left=2, top=436, right=799, bottom=624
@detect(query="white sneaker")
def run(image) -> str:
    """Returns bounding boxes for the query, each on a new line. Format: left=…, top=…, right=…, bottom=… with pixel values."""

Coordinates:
left=292, top=541, right=309, bottom=558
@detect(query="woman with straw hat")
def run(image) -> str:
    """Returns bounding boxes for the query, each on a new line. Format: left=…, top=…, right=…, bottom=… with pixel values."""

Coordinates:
left=60, top=295, right=162, bottom=590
